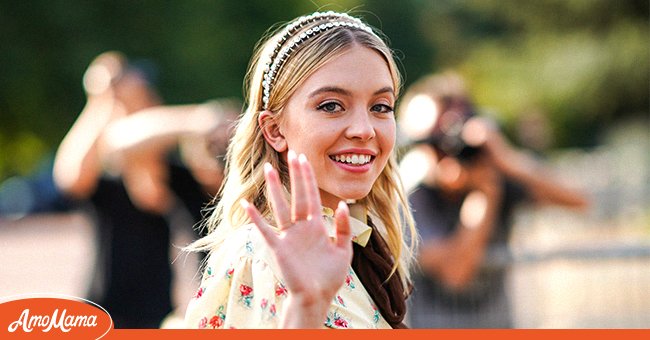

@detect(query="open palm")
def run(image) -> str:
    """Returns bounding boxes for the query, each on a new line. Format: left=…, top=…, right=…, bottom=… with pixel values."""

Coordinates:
left=241, top=151, right=353, bottom=325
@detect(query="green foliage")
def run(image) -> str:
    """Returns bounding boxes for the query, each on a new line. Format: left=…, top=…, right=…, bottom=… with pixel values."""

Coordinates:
left=412, top=0, right=649, bottom=147
left=0, top=0, right=647, bottom=181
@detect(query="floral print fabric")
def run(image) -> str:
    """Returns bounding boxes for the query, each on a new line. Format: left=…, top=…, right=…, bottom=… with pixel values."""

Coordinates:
left=184, top=213, right=390, bottom=329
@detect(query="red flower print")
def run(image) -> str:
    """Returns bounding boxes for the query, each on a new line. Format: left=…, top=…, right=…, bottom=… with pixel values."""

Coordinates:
left=336, top=295, right=345, bottom=306
left=194, top=287, right=204, bottom=299
left=275, top=283, right=288, bottom=297
left=226, top=268, right=234, bottom=279
left=326, top=311, right=350, bottom=328
left=209, top=315, right=224, bottom=329
left=198, top=317, right=208, bottom=329
left=239, top=284, right=253, bottom=296
left=334, top=318, right=349, bottom=328
left=269, top=304, right=277, bottom=316
left=238, top=284, right=254, bottom=308
left=344, top=274, right=356, bottom=288
left=260, top=298, right=268, bottom=310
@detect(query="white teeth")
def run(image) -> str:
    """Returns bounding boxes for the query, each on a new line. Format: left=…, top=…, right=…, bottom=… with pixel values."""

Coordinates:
left=332, top=154, right=372, bottom=165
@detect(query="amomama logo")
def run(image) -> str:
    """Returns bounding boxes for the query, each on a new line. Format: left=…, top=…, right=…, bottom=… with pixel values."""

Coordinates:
left=0, top=295, right=113, bottom=339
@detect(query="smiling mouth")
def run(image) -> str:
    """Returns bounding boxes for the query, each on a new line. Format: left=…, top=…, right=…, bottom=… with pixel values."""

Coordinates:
left=330, top=154, right=374, bottom=166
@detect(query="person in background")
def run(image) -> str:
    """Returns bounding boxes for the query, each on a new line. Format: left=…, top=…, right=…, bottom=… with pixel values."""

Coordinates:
left=397, top=71, right=589, bottom=328
left=53, top=51, right=238, bottom=328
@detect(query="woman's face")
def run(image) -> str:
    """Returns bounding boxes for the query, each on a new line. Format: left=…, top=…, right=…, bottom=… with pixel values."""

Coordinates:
left=279, top=44, right=396, bottom=209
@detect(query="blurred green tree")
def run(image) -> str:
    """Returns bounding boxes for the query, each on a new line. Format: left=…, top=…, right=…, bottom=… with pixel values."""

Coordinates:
left=0, top=0, right=647, bottom=182
left=411, top=0, right=649, bottom=148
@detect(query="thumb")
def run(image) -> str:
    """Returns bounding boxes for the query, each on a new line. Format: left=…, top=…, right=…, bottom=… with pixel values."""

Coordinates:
left=334, top=201, right=352, bottom=249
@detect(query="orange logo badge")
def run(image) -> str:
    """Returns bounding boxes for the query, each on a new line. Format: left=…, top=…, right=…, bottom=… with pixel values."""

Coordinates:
left=0, top=295, right=113, bottom=339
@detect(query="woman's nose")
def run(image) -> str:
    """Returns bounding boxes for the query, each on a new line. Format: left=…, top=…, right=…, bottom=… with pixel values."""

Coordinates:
left=345, top=110, right=375, bottom=141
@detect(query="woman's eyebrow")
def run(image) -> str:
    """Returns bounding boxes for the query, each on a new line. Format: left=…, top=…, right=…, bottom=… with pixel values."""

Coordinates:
left=309, top=86, right=351, bottom=98
left=374, top=86, right=395, bottom=96
left=308, top=86, right=395, bottom=98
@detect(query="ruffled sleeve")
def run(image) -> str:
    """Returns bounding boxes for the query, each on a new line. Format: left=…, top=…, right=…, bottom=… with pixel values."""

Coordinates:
left=184, top=225, right=288, bottom=329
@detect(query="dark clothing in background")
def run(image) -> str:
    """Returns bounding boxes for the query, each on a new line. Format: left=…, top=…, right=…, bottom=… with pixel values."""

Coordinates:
left=407, top=180, right=528, bottom=328
left=85, top=162, right=208, bottom=328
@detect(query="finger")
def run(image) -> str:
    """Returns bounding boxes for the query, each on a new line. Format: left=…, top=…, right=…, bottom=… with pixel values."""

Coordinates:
left=264, top=162, right=292, bottom=229
left=462, top=117, right=488, bottom=147
left=241, top=199, right=278, bottom=248
left=298, top=153, right=323, bottom=219
left=334, top=201, right=352, bottom=249
left=288, top=150, right=308, bottom=221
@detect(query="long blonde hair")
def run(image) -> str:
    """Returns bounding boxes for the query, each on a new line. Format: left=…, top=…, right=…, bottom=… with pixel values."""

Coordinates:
left=192, top=11, right=417, bottom=284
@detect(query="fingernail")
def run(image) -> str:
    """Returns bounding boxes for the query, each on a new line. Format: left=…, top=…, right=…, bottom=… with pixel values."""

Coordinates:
left=240, top=198, right=250, bottom=209
left=288, top=149, right=296, bottom=161
left=338, top=200, right=348, bottom=211
left=264, top=162, right=273, bottom=173
left=298, top=153, right=307, bottom=163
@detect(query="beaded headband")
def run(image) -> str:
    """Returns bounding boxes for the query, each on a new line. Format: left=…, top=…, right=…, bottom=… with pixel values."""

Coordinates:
left=262, top=11, right=375, bottom=110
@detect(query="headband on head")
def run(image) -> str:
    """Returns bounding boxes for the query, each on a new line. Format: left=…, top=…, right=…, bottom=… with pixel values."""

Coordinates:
left=262, top=11, right=376, bottom=110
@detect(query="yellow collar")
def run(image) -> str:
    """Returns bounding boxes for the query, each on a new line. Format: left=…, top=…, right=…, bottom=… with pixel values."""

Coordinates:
left=322, top=206, right=372, bottom=247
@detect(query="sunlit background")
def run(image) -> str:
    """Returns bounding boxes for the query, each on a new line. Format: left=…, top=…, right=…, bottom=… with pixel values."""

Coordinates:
left=0, top=0, right=648, bottom=328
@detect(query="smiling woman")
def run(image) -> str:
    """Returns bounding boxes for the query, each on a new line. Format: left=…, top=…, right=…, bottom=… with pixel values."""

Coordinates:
left=260, top=45, right=397, bottom=209
left=184, top=11, right=417, bottom=329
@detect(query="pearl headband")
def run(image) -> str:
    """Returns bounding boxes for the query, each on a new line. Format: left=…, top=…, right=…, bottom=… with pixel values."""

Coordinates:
left=261, top=11, right=375, bottom=110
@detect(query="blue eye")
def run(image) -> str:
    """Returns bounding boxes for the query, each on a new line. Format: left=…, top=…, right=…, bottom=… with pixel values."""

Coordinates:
left=317, top=101, right=344, bottom=113
left=371, top=104, right=394, bottom=114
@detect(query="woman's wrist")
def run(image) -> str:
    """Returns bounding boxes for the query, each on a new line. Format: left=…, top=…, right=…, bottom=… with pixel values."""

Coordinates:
left=280, top=292, right=331, bottom=328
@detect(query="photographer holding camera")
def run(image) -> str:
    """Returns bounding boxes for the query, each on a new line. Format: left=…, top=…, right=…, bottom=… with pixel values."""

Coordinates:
left=398, top=72, right=588, bottom=328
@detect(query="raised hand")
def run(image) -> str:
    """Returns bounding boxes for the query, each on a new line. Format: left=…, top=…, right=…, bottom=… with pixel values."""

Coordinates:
left=241, top=150, right=353, bottom=328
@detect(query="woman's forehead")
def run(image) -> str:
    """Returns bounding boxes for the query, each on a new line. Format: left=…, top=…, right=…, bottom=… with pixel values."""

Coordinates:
left=297, top=45, right=394, bottom=96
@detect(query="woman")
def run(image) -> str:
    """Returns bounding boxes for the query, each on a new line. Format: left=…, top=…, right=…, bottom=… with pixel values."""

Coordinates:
left=185, top=11, right=417, bottom=329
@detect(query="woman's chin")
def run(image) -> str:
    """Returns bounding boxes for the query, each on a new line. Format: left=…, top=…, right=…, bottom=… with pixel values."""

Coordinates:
left=320, top=189, right=370, bottom=209
left=339, top=190, right=371, bottom=203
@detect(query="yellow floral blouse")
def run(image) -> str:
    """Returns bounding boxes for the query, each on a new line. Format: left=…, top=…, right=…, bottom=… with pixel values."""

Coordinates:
left=183, top=209, right=391, bottom=329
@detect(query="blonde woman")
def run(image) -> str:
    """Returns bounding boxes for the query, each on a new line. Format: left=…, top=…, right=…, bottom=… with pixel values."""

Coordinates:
left=185, top=11, right=417, bottom=329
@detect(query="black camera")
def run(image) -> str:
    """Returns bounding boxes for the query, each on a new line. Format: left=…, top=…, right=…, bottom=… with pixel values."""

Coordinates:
left=417, top=108, right=482, bottom=162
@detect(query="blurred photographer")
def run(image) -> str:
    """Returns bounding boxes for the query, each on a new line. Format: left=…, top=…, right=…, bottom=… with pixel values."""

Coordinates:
left=53, top=51, right=239, bottom=328
left=398, top=71, right=588, bottom=328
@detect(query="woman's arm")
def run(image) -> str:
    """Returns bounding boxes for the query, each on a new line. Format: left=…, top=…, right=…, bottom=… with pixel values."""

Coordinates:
left=52, top=93, right=116, bottom=199
left=99, top=102, right=226, bottom=159
left=466, top=117, right=589, bottom=210
left=418, top=158, right=503, bottom=291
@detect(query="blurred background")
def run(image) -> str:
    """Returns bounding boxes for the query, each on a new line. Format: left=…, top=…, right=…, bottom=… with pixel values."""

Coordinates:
left=0, top=0, right=648, bottom=328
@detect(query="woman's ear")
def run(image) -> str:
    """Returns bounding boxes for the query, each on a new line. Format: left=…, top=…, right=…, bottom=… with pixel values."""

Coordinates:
left=258, top=110, right=287, bottom=152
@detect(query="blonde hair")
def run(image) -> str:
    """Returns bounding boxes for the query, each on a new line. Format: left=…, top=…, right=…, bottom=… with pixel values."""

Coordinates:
left=192, top=12, right=417, bottom=285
